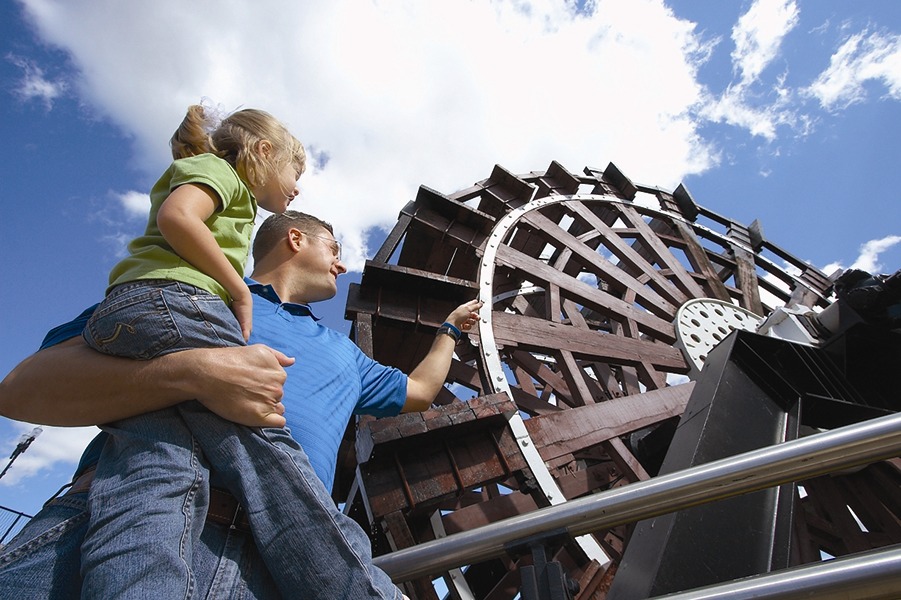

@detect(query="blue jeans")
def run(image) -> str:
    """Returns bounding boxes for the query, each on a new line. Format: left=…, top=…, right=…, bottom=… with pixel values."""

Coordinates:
left=81, top=280, right=402, bottom=599
left=0, top=487, right=280, bottom=599
left=0, top=492, right=86, bottom=597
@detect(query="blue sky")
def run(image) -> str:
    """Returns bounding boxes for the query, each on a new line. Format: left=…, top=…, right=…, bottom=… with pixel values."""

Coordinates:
left=1, top=0, right=899, bottom=519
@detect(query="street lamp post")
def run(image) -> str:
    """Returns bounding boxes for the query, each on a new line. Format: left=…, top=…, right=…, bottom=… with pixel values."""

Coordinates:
left=0, top=426, right=42, bottom=480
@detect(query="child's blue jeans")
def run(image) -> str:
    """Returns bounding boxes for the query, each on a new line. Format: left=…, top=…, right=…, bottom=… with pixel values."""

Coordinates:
left=80, top=280, right=402, bottom=600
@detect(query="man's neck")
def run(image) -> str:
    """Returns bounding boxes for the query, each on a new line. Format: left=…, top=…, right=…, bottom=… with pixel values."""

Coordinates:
left=250, top=268, right=310, bottom=306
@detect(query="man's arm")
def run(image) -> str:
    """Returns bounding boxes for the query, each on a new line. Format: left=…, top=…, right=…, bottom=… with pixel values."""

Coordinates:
left=0, top=337, right=293, bottom=427
left=403, top=299, right=483, bottom=412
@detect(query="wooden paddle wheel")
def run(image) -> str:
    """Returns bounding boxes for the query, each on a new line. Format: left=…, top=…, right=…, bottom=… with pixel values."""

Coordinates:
left=338, top=162, right=901, bottom=599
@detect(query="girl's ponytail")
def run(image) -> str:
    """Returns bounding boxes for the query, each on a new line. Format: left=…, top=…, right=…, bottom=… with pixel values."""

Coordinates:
left=170, top=105, right=215, bottom=160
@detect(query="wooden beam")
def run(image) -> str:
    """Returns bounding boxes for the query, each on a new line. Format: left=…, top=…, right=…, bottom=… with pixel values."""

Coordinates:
left=618, top=204, right=706, bottom=300
left=495, top=244, right=677, bottom=341
left=671, top=220, right=733, bottom=302
left=491, top=311, right=687, bottom=371
left=441, top=491, right=540, bottom=535
left=522, top=209, right=682, bottom=316
left=509, top=350, right=576, bottom=407
left=523, top=383, right=695, bottom=462
left=603, top=436, right=651, bottom=482
left=373, top=206, right=413, bottom=263
left=560, top=203, right=690, bottom=306
left=732, top=245, right=765, bottom=315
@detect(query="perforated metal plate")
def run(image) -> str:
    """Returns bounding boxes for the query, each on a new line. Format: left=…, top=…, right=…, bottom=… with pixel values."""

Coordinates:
left=674, top=298, right=763, bottom=379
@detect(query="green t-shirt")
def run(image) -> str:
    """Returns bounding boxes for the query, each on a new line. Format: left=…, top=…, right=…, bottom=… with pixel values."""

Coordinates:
left=108, top=154, right=257, bottom=303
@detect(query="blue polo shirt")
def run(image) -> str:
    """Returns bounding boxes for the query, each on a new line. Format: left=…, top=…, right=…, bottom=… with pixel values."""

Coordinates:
left=51, top=278, right=407, bottom=492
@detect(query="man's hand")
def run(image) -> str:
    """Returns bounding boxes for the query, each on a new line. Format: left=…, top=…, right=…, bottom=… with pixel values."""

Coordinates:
left=194, top=344, right=294, bottom=427
left=445, top=299, right=483, bottom=332
left=403, top=298, right=483, bottom=413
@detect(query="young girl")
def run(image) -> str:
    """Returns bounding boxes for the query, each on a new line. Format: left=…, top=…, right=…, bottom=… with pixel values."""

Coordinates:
left=78, top=104, right=342, bottom=598
left=84, top=104, right=304, bottom=351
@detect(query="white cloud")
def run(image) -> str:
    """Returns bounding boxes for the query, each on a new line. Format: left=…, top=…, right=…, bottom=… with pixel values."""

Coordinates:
left=820, top=235, right=901, bottom=276
left=805, top=30, right=901, bottom=111
left=731, top=0, right=799, bottom=86
left=820, top=260, right=843, bottom=279
left=850, top=235, right=901, bottom=274
left=701, top=87, right=796, bottom=140
left=692, top=2, right=901, bottom=143
left=701, top=0, right=801, bottom=140
left=7, top=53, right=67, bottom=109
left=115, top=190, right=151, bottom=220
left=17, top=0, right=719, bottom=271
left=0, top=423, right=98, bottom=486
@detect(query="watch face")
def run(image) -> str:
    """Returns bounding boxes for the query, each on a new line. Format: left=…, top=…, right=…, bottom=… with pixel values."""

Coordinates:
left=437, top=325, right=460, bottom=341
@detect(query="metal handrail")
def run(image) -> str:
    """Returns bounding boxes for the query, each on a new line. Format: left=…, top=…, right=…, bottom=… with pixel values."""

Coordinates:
left=373, top=412, right=901, bottom=583
left=651, top=543, right=901, bottom=600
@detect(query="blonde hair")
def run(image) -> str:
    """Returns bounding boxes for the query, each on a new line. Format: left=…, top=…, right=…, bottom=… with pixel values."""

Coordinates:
left=170, top=104, right=306, bottom=190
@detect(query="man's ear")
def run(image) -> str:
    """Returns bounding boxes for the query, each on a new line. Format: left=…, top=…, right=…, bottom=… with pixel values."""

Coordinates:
left=287, top=227, right=303, bottom=252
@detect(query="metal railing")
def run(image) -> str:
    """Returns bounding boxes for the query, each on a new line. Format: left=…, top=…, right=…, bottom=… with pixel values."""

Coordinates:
left=0, top=505, right=32, bottom=546
left=373, top=412, right=901, bottom=596
left=651, top=544, right=901, bottom=600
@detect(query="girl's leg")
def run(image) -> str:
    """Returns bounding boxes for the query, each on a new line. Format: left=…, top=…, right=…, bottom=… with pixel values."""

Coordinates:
left=81, top=281, right=241, bottom=599
left=83, top=281, right=401, bottom=598
left=179, top=403, right=403, bottom=600
left=80, top=409, right=209, bottom=599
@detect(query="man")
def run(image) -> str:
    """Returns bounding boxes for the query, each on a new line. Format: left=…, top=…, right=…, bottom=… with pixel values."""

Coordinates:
left=0, top=211, right=482, bottom=599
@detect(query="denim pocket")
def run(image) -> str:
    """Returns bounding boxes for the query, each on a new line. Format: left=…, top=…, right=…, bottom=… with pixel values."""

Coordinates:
left=83, top=283, right=182, bottom=360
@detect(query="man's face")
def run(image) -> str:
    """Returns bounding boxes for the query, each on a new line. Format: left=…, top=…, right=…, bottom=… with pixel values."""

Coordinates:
left=296, top=227, right=346, bottom=303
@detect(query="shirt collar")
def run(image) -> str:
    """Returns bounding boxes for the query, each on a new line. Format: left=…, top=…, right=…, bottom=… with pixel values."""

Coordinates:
left=244, top=277, right=319, bottom=319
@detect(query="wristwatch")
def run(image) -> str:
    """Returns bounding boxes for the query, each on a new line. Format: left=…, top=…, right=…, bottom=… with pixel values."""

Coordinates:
left=436, top=322, right=462, bottom=342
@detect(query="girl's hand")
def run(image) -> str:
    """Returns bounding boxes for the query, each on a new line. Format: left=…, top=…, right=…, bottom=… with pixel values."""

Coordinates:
left=445, top=299, right=484, bottom=332
left=231, top=288, right=254, bottom=341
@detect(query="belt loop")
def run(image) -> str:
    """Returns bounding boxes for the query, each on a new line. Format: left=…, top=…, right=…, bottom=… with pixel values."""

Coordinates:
left=47, top=465, right=97, bottom=506
left=208, top=487, right=252, bottom=533
left=230, top=503, right=244, bottom=530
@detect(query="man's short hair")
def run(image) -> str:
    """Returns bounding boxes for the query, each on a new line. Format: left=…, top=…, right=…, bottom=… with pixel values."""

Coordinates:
left=253, top=211, right=334, bottom=262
